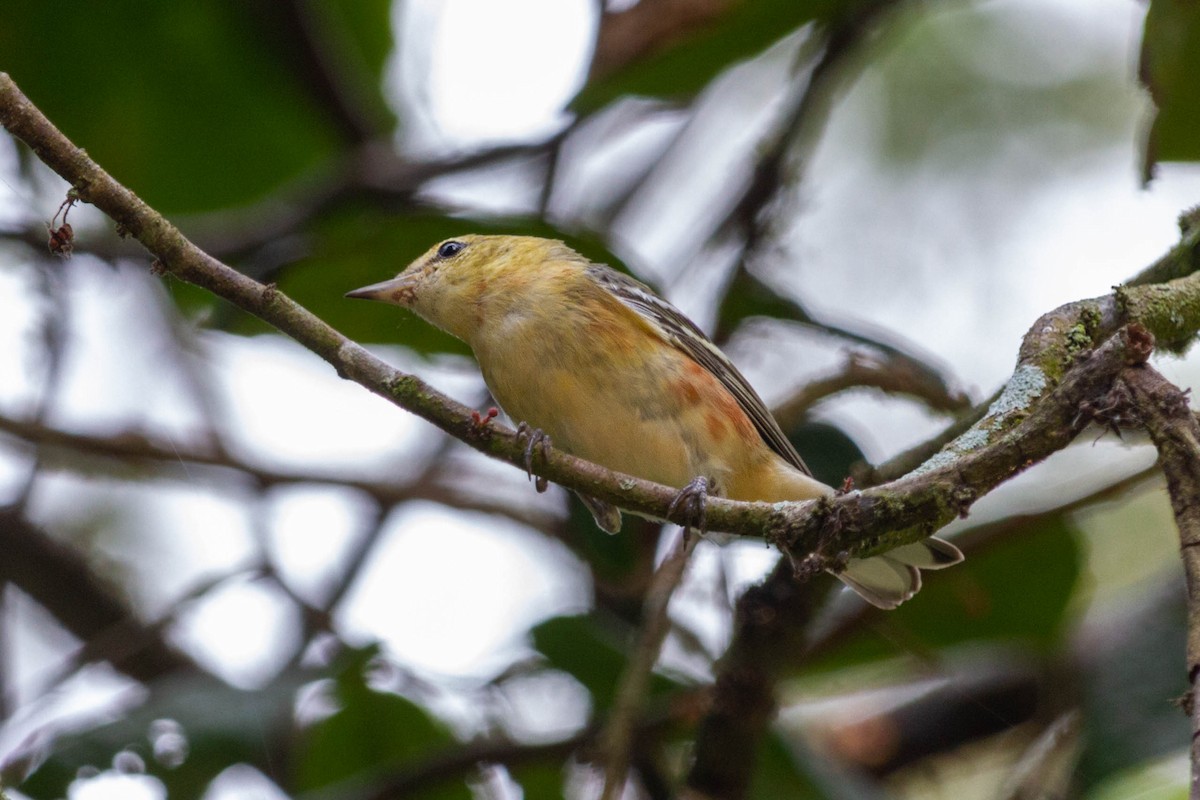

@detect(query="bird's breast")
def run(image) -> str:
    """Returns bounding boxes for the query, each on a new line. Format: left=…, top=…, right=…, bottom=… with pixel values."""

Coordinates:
left=471, top=310, right=764, bottom=491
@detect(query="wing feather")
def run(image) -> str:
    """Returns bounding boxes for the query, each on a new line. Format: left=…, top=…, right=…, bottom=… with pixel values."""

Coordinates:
left=586, top=263, right=812, bottom=476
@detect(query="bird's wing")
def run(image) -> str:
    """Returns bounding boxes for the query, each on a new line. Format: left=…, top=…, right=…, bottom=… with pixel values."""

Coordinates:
left=587, top=263, right=812, bottom=476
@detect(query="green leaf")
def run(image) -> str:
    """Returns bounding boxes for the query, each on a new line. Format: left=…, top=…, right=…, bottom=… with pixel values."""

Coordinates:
left=714, top=267, right=815, bottom=345
left=786, top=422, right=865, bottom=488
left=312, top=0, right=398, bottom=132
left=1139, top=0, right=1200, bottom=178
left=293, top=646, right=467, bottom=799
left=1085, top=755, right=1189, bottom=800
left=574, top=0, right=840, bottom=112
left=20, top=669, right=313, bottom=800
left=510, top=762, right=567, bottom=800
left=802, top=516, right=1082, bottom=675
left=747, top=732, right=825, bottom=799
left=0, top=0, right=344, bottom=213
left=530, top=614, right=680, bottom=711
left=1076, top=581, right=1188, bottom=790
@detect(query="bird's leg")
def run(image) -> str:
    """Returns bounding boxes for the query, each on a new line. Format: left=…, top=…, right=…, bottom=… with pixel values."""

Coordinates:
left=515, top=421, right=551, bottom=493
left=668, top=475, right=709, bottom=536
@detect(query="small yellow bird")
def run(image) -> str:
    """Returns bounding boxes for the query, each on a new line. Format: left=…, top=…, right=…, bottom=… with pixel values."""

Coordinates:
left=347, top=235, right=961, bottom=608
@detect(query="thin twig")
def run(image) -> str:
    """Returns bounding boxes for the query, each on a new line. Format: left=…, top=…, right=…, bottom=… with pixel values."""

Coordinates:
left=0, top=413, right=559, bottom=532
left=773, top=351, right=971, bottom=429
left=4, top=70, right=1200, bottom=564
left=703, top=0, right=964, bottom=412
left=0, top=508, right=197, bottom=683
left=599, top=528, right=699, bottom=799
left=1118, top=362, right=1200, bottom=799
left=10, top=259, right=70, bottom=512
left=258, top=0, right=385, bottom=144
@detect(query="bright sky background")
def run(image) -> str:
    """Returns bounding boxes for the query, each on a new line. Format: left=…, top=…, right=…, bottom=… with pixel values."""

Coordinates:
left=3, top=0, right=1200, bottom=798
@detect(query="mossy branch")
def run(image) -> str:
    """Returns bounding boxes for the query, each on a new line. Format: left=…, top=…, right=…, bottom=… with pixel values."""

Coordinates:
left=1118, top=363, right=1200, bottom=788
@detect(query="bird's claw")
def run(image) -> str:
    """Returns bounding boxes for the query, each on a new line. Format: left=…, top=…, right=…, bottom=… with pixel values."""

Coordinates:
left=516, top=422, right=551, bottom=493
left=668, top=475, right=709, bottom=535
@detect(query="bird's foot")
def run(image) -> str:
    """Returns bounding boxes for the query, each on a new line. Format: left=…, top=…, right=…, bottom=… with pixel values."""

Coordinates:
left=668, top=475, right=709, bottom=536
left=516, top=422, right=551, bottom=493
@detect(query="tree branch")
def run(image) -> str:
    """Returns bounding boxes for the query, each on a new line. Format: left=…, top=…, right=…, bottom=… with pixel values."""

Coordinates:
left=0, top=71, right=756, bottom=541
left=772, top=351, right=971, bottom=429
left=3, top=70, right=1199, bottom=569
left=0, top=508, right=197, bottom=683
left=707, top=0, right=965, bottom=416
left=247, top=0, right=387, bottom=145
left=1117, top=363, right=1200, bottom=797
left=687, top=560, right=835, bottom=797
left=0, top=413, right=558, bottom=533
left=599, top=528, right=699, bottom=799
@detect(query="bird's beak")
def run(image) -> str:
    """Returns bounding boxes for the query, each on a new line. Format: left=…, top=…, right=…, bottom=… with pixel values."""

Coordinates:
left=345, top=274, right=417, bottom=305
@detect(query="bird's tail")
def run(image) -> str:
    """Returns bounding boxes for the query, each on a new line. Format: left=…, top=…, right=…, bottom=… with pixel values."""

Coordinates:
left=837, top=537, right=963, bottom=609
left=760, top=460, right=964, bottom=609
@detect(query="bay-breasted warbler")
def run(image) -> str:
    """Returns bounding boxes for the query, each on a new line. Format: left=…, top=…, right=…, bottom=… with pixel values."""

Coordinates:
left=347, top=234, right=961, bottom=608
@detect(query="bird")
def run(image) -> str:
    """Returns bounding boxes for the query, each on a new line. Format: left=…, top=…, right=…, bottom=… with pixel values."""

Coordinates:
left=346, top=234, right=962, bottom=608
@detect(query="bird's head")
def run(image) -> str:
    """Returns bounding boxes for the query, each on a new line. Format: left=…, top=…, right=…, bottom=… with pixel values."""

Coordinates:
left=346, top=234, right=577, bottom=341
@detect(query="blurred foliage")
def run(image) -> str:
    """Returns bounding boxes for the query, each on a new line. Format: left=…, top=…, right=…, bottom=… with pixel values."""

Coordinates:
left=573, top=0, right=842, bottom=112
left=787, top=421, right=866, bottom=486
left=746, top=733, right=827, bottom=799
left=0, top=0, right=352, bottom=213
left=871, top=3, right=1138, bottom=169
left=317, top=0, right=401, bottom=125
left=510, top=762, right=570, bottom=800
left=1140, top=0, right=1200, bottom=178
left=564, top=492, right=648, bottom=579
left=293, top=646, right=468, bottom=799
left=1076, top=579, right=1189, bottom=790
left=1, top=0, right=1196, bottom=798
left=531, top=613, right=683, bottom=711
left=20, top=669, right=313, bottom=800
left=715, top=267, right=818, bottom=343
left=1085, top=757, right=1189, bottom=800
left=801, top=516, right=1081, bottom=677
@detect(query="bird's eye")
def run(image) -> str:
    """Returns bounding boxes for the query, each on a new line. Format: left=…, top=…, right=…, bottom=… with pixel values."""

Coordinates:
left=437, top=240, right=465, bottom=259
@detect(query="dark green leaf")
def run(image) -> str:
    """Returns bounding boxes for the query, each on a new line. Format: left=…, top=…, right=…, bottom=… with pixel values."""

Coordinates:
left=802, top=516, right=1082, bottom=675
left=747, top=732, right=825, bottom=799
left=0, top=0, right=343, bottom=213
left=714, top=266, right=815, bottom=344
left=1076, top=579, right=1188, bottom=789
left=1139, top=0, right=1200, bottom=179
left=293, top=646, right=467, bottom=799
left=20, top=669, right=312, bottom=800
left=786, top=422, right=865, bottom=488
left=531, top=614, right=680, bottom=711
left=311, top=0, right=398, bottom=132
left=574, top=0, right=840, bottom=112
left=510, top=762, right=567, bottom=800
